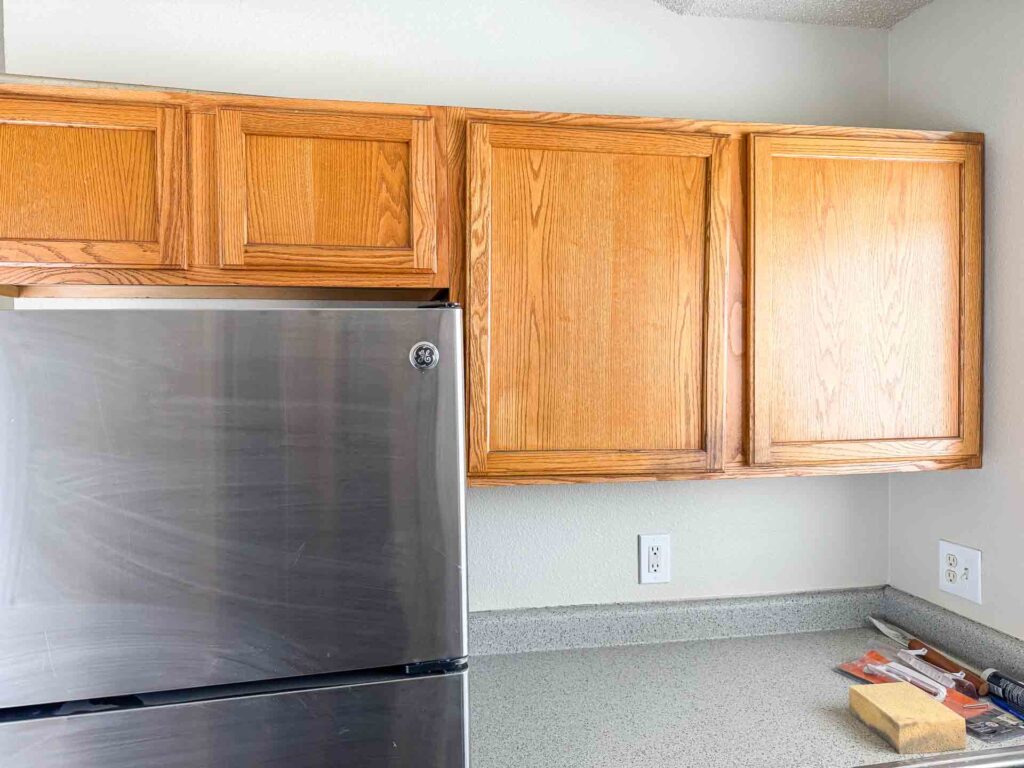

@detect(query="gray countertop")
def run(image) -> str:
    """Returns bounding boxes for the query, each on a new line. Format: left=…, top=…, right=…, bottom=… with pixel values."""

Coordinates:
left=469, top=627, right=1024, bottom=768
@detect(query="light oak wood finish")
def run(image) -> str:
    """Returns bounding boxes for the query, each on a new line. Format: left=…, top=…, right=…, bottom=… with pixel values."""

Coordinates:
left=466, top=454, right=981, bottom=486
left=467, top=120, right=731, bottom=476
left=245, top=135, right=410, bottom=248
left=0, top=265, right=448, bottom=288
left=216, top=109, right=440, bottom=275
left=16, top=285, right=442, bottom=301
left=0, top=81, right=986, bottom=485
left=0, top=82, right=980, bottom=291
left=749, top=135, right=982, bottom=466
left=447, top=108, right=982, bottom=484
left=0, top=83, right=449, bottom=288
left=0, top=94, right=186, bottom=268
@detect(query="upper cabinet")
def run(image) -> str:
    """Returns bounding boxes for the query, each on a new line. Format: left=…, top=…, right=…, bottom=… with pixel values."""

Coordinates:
left=0, top=94, right=187, bottom=272
left=748, top=135, right=982, bottom=467
left=465, top=119, right=732, bottom=478
left=214, top=108, right=442, bottom=279
left=0, top=81, right=985, bottom=485
left=0, top=85, right=447, bottom=288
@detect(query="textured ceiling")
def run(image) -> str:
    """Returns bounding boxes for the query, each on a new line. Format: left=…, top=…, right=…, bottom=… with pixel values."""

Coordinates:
left=653, top=0, right=935, bottom=29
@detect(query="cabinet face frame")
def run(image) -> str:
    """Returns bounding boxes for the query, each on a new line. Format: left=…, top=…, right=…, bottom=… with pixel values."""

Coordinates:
left=0, top=96, right=187, bottom=269
left=748, top=135, right=982, bottom=466
left=216, top=109, right=439, bottom=275
left=466, top=121, right=732, bottom=477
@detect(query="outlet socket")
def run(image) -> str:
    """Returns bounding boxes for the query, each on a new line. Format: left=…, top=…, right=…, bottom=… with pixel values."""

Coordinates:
left=938, top=540, right=982, bottom=604
left=638, top=534, right=671, bottom=585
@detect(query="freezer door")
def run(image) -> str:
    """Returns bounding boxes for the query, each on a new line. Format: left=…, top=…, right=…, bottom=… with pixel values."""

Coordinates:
left=0, top=671, right=468, bottom=768
left=0, top=308, right=466, bottom=708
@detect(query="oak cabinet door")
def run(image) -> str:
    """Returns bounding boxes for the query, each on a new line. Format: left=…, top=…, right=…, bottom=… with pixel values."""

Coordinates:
left=749, top=135, right=982, bottom=466
left=0, top=96, right=186, bottom=268
left=216, top=109, right=440, bottom=277
left=467, top=122, right=731, bottom=477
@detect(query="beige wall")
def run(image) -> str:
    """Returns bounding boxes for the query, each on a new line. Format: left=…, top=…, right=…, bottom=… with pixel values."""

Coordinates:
left=887, top=0, right=1024, bottom=640
left=3, top=0, right=891, bottom=123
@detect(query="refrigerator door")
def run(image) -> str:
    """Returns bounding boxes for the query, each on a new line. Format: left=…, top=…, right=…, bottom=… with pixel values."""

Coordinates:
left=0, top=671, right=468, bottom=768
left=0, top=307, right=465, bottom=708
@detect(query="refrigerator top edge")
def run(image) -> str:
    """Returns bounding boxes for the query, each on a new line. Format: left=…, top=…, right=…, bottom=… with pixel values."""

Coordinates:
left=8, top=299, right=460, bottom=311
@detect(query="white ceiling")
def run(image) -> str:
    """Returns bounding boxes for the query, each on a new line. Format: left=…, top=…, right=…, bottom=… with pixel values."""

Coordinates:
left=652, top=0, right=935, bottom=29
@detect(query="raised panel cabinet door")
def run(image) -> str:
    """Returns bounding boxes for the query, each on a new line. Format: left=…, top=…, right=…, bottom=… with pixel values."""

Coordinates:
left=216, top=109, right=440, bottom=276
left=0, top=95, right=186, bottom=268
left=749, top=135, right=982, bottom=466
left=467, top=122, right=731, bottom=477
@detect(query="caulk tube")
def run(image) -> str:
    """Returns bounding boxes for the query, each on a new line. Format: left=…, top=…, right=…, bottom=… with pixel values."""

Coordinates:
left=983, top=669, right=1024, bottom=709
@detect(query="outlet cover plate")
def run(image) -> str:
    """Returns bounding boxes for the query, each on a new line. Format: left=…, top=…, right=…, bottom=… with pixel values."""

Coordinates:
left=939, top=540, right=982, bottom=604
left=639, top=533, right=671, bottom=585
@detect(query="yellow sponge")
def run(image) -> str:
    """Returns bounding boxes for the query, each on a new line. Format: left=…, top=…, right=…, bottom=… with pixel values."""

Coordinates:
left=850, top=682, right=966, bottom=755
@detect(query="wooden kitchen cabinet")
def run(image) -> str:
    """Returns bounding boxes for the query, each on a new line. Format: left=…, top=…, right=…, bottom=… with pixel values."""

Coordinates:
left=214, top=107, right=443, bottom=279
left=0, top=79, right=985, bottom=485
left=465, top=119, right=732, bottom=477
left=0, top=84, right=448, bottom=289
left=0, top=93, right=187, bottom=272
left=748, top=135, right=982, bottom=466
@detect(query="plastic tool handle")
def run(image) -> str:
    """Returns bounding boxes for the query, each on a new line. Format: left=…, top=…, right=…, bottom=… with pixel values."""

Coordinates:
left=908, top=639, right=989, bottom=696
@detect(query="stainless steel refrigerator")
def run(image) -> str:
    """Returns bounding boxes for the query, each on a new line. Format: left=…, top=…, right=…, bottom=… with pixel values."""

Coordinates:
left=0, top=303, right=468, bottom=767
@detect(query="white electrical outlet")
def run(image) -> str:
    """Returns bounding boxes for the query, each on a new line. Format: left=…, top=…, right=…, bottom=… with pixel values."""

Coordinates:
left=938, top=540, right=982, bottom=604
left=638, top=534, right=671, bottom=584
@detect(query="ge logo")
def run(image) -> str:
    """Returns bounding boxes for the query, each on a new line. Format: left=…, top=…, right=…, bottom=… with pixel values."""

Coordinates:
left=409, top=342, right=439, bottom=371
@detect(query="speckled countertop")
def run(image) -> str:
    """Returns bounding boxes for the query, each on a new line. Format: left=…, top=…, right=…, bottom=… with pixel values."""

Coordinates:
left=469, top=627, right=1024, bottom=768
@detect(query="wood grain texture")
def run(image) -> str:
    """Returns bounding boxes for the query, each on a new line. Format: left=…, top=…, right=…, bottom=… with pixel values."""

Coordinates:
left=216, top=107, right=440, bottom=277
left=188, top=100, right=449, bottom=286
left=0, top=123, right=157, bottom=242
left=467, top=120, right=730, bottom=476
left=17, top=285, right=442, bottom=301
left=0, top=97, right=160, bottom=129
left=0, top=82, right=983, bottom=143
left=456, top=105, right=983, bottom=144
left=488, top=148, right=706, bottom=451
left=427, top=105, right=453, bottom=298
left=156, top=105, right=189, bottom=269
left=244, top=135, right=411, bottom=248
left=749, top=135, right=983, bottom=465
left=0, top=95, right=187, bottom=268
left=446, top=106, right=468, bottom=307
left=771, top=155, right=959, bottom=442
left=467, top=454, right=981, bottom=487
left=188, top=111, right=218, bottom=268
left=0, top=240, right=162, bottom=265
left=0, top=266, right=445, bottom=287
left=0, top=83, right=986, bottom=483
left=724, top=135, right=749, bottom=466
left=0, top=82, right=980, bottom=293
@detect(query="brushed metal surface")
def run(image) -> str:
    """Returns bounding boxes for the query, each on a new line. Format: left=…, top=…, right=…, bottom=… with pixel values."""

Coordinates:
left=0, top=670, right=468, bottom=768
left=862, top=745, right=1024, bottom=767
left=0, top=307, right=465, bottom=708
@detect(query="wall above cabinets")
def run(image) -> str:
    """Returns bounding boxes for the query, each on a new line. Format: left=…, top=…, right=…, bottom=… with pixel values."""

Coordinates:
left=0, top=81, right=984, bottom=485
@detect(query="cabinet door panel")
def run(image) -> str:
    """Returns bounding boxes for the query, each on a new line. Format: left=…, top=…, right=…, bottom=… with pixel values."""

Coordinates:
left=750, top=135, right=982, bottom=466
left=245, top=134, right=410, bottom=248
left=0, top=97, right=186, bottom=268
left=468, top=122, right=730, bottom=476
left=217, top=110, right=438, bottom=275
